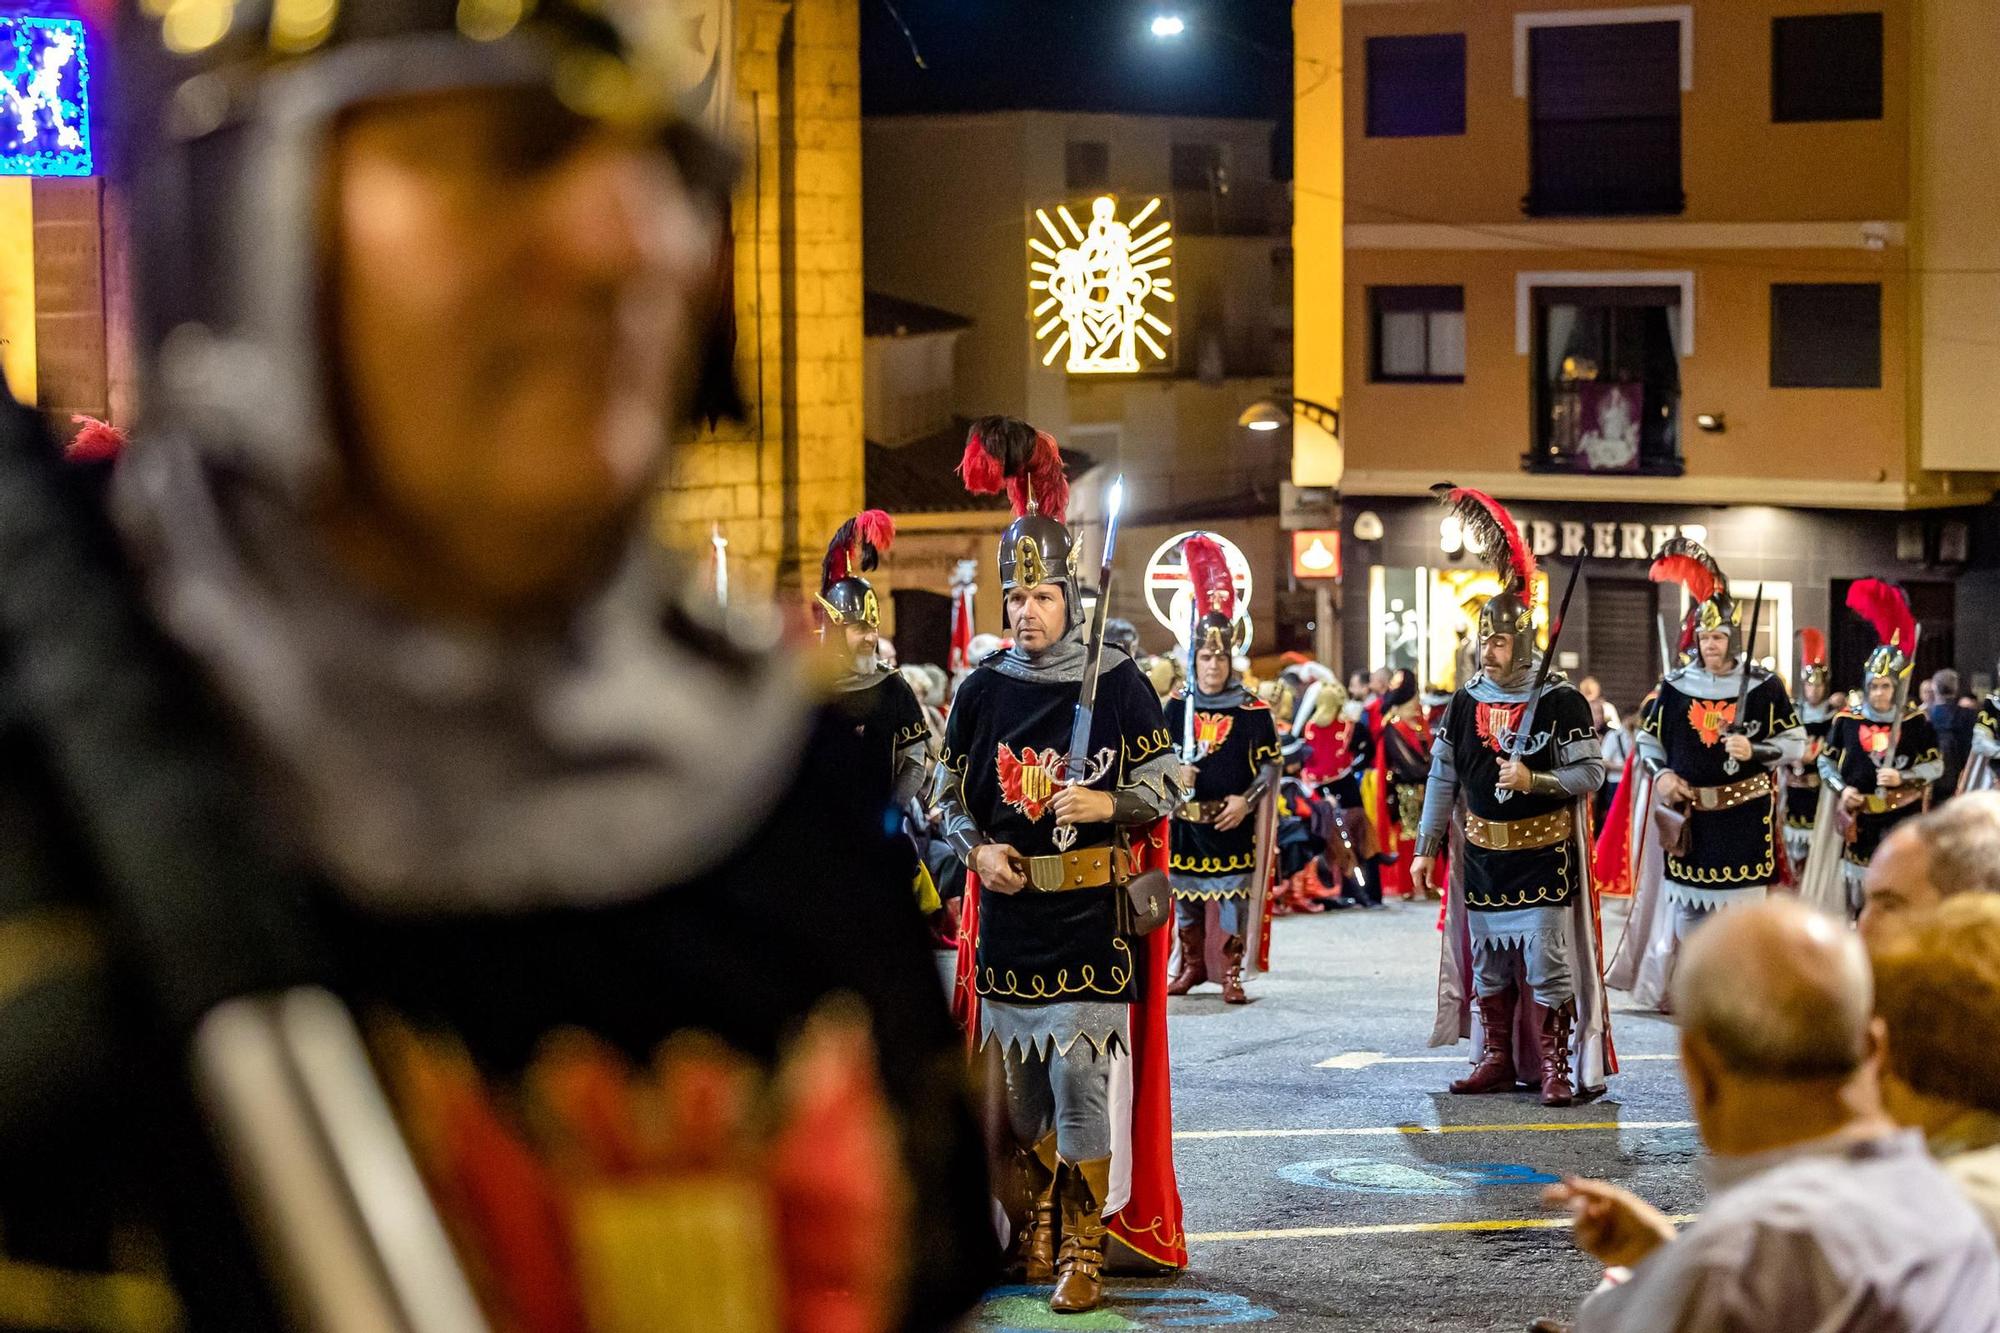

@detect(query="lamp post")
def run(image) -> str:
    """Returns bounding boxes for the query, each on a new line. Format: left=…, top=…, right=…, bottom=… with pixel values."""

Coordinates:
left=1237, top=396, right=1339, bottom=437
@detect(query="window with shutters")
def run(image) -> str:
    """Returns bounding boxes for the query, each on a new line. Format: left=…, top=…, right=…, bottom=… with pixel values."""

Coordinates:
left=1773, top=13, right=1883, bottom=122
left=1369, top=286, right=1465, bottom=383
left=1526, top=20, right=1683, bottom=217
left=1365, top=33, right=1466, bottom=137
left=1770, top=283, right=1881, bottom=388
left=1170, top=141, right=1221, bottom=191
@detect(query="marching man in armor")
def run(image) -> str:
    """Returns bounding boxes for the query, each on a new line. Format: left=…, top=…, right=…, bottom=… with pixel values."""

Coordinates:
left=1164, top=534, right=1282, bottom=1005
left=1612, top=539, right=1805, bottom=1009
left=1802, top=581, right=1942, bottom=919
left=1783, top=628, right=1837, bottom=878
left=1414, top=488, right=1613, bottom=1107
left=817, top=510, right=933, bottom=812
left=932, top=417, right=1187, bottom=1312
left=1963, top=661, right=2000, bottom=795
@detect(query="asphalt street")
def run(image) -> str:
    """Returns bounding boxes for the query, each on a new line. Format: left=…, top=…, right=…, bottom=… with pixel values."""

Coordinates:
left=961, top=897, right=1701, bottom=1333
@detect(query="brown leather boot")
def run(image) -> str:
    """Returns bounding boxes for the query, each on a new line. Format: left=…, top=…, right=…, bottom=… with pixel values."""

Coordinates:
left=1449, top=985, right=1519, bottom=1094
left=1166, top=920, right=1207, bottom=995
left=1219, top=934, right=1248, bottom=1005
left=1536, top=999, right=1576, bottom=1107
left=1049, top=1157, right=1111, bottom=1313
left=1011, top=1133, right=1059, bottom=1282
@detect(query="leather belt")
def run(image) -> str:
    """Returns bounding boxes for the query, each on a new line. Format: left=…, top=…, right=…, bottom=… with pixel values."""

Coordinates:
left=1175, top=799, right=1229, bottom=824
left=1024, top=845, right=1129, bottom=893
left=1792, top=771, right=1821, bottom=789
left=1863, top=784, right=1925, bottom=816
left=1692, top=772, right=1773, bottom=812
left=1463, top=806, right=1573, bottom=853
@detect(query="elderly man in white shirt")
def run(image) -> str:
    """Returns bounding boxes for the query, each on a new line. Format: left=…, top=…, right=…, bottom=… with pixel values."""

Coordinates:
left=1541, top=899, right=2000, bottom=1333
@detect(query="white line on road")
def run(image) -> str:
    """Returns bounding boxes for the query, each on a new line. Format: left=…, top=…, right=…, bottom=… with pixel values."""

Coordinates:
left=1316, top=1051, right=1678, bottom=1070
left=1175, top=1120, right=1695, bottom=1141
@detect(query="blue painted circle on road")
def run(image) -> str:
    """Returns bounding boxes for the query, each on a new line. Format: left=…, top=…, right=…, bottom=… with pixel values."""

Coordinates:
left=1276, top=1157, right=1560, bottom=1195
left=975, top=1283, right=1276, bottom=1329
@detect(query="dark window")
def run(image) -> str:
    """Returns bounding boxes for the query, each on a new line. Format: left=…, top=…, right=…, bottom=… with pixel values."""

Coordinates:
left=1365, top=33, right=1467, bottom=137
left=1065, top=140, right=1108, bottom=190
left=1171, top=141, right=1221, bottom=190
left=1529, top=285, right=1682, bottom=474
left=1773, top=13, right=1883, bottom=122
left=1526, top=21, right=1683, bottom=216
left=1370, top=285, right=1465, bottom=383
left=1771, top=283, right=1881, bottom=388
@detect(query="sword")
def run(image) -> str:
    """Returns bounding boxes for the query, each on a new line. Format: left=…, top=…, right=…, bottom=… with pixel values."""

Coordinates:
left=1063, top=475, right=1126, bottom=786
left=1722, top=584, right=1764, bottom=776
left=1497, top=553, right=1586, bottom=804
left=1656, top=612, right=1674, bottom=679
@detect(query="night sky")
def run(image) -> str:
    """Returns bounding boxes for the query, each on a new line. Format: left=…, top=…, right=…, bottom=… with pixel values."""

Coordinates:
left=861, top=0, right=1293, bottom=125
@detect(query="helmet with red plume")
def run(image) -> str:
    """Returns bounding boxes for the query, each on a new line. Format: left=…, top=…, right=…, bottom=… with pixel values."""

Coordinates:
left=815, top=510, right=894, bottom=628
left=1179, top=532, right=1243, bottom=659
left=1798, top=627, right=1830, bottom=693
left=1432, top=484, right=1537, bottom=683
left=1649, top=536, right=1738, bottom=659
left=958, top=415, right=1081, bottom=633
left=1848, top=579, right=1917, bottom=688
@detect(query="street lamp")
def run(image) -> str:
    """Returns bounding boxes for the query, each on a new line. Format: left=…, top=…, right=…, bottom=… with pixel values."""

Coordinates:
left=1149, top=13, right=1187, bottom=39
left=1237, top=396, right=1340, bottom=437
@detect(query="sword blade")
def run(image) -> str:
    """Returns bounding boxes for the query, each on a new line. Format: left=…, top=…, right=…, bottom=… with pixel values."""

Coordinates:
left=1066, top=478, right=1125, bottom=778
left=1496, top=553, right=1586, bottom=803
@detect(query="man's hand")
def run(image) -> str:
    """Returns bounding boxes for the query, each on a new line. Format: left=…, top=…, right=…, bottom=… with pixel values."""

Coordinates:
left=1653, top=770, right=1689, bottom=804
left=1841, top=787, right=1867, bottom=813
left=972, top=843, right=1027, bottom=894
left=1497, top=760, right=1533, bottom=793
left=1410, top=855, right=1445, bottom=895
left=1542, top=1177, right=1676, bottom=1269
left=1178, top=763, right=1200, bottom=789
left=1877, top=766, right=1903, bottom=789
left=1051, top=784, right=1116, bottom=828
left=1723, top=734, right=1754, bottom=762
left=1213, top=794, right=1252, bottom=831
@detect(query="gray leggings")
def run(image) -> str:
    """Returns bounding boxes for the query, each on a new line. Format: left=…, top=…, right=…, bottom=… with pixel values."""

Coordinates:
left=1473, top=936, right=1574, bottom=1010
left=1002, top=1042, right=1115, bottom=1162
left=1175, top=894, right=1246, bottom=936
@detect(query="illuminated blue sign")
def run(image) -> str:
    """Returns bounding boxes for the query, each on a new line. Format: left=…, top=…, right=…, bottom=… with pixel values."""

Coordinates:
left=0, top=16, right=91, bottom=178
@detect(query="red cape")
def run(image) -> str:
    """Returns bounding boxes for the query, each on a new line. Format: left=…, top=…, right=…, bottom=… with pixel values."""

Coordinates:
left=1591, top=750, right=1639, bottom=897
left=952, top=821, right=1187, bottom=1269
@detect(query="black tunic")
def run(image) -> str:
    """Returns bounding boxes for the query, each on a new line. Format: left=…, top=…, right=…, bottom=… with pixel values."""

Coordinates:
left=940, top=655, right=1172, bottom=1006
left=1785, top=706, right=1837, bottom=830
left=832, top=667, right=930, bottom=792
left=1642, top=670, right=1799, bottom=891
left=1162, top=692, right=1280, bottom=894
left=1823, top=705, right=1941, bottom=865
left=0, top=398, right=994, bottom=1332
left=1439, top=683, right=1598, bottom=911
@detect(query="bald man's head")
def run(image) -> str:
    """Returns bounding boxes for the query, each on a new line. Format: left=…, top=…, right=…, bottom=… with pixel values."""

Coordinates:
left=1860, top=793, right=2000, bottom=950
left=1673, top=900, right=1873, bottom=1081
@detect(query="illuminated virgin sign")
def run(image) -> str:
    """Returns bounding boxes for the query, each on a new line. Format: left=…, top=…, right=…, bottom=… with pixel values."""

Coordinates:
left=1029, top=194, right=1174, bottom=375
left=0, top=16, right=91, bottom=178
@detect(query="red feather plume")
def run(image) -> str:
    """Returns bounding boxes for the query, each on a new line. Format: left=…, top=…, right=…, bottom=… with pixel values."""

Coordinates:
left=1799, top=627, right=1828, bottom=669
left=1431, top=484, right=1535, bottom=594
left=1647, top=537, right=1724, bottom=607
left=820, top=510, right=894, bottom=591
left=1181, top=533, right=1233, bottom=623
left=66, top=415, right=126, bottom=463
left=958, top=416, right=1069, bottom=522
left=1847, top=578, right=1915, bottom=652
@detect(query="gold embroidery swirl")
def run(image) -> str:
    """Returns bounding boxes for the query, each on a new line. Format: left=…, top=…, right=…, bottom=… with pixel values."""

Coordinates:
left=977, top=938, right=1135, bottom=1000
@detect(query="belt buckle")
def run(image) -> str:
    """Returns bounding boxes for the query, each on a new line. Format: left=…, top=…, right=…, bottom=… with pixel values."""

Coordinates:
left=1029, top=857, right=1066, bottom=892
left=1489, top=820, right=1511, bottom=850
left=1698, top=786, right=1720, bottom=811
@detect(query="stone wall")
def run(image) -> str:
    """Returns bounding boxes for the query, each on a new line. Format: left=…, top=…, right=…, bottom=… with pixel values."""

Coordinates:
left=658, top=0, right=866, bottom=603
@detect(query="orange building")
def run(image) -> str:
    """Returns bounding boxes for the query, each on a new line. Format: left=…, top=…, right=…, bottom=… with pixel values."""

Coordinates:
left=1296, top=0, right=2000, bottom=707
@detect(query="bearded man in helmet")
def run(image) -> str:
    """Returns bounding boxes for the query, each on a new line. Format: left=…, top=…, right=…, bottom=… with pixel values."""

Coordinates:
left=0, top=3, right=993, bottom=1327
left=1413, top=488, right=1612, bottom=1108
left=933, top=416, right=1187, bottom=1313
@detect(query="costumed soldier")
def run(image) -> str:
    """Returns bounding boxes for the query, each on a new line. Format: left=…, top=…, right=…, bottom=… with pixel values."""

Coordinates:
left=1414, top=488, right=1613, bottom=1107
left=1163, top=534, right=1282, bottom=1005
left=818, top=510, right=933, bottom=811
left=933, top=417, right=1187, bottom=1312
left=1801, top=581, right=1943, bottom=919
left=1352, top=670, right=1431, bottom=900
left=1962, top=665, right=2000, bottom=795
left=0, top=4, right=995, bottom=1328
left=1611, top=540, right=1805, bottom=1009
left=1782, top=629, right=1836, bottom=878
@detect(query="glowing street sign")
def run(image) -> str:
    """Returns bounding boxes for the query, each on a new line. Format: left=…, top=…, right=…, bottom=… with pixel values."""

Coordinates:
left=0, top=17, right=90, bottom=178
left=1145, top=530, right=1253, bottom=650
left=1029, top=194, right=1174, bottom=375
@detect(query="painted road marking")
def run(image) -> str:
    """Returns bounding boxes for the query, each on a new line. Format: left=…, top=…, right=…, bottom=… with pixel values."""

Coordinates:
left=1276, top=1157, right=1559, bottom=1195
left=1317, top=1051, right=1678, bottom=1070
left=974, top=1284, right=1275, bottom=1327
left=1189, top=1214, right=1697, bottom=1244
left=1176, top=1120, right=1695, bottom=1141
